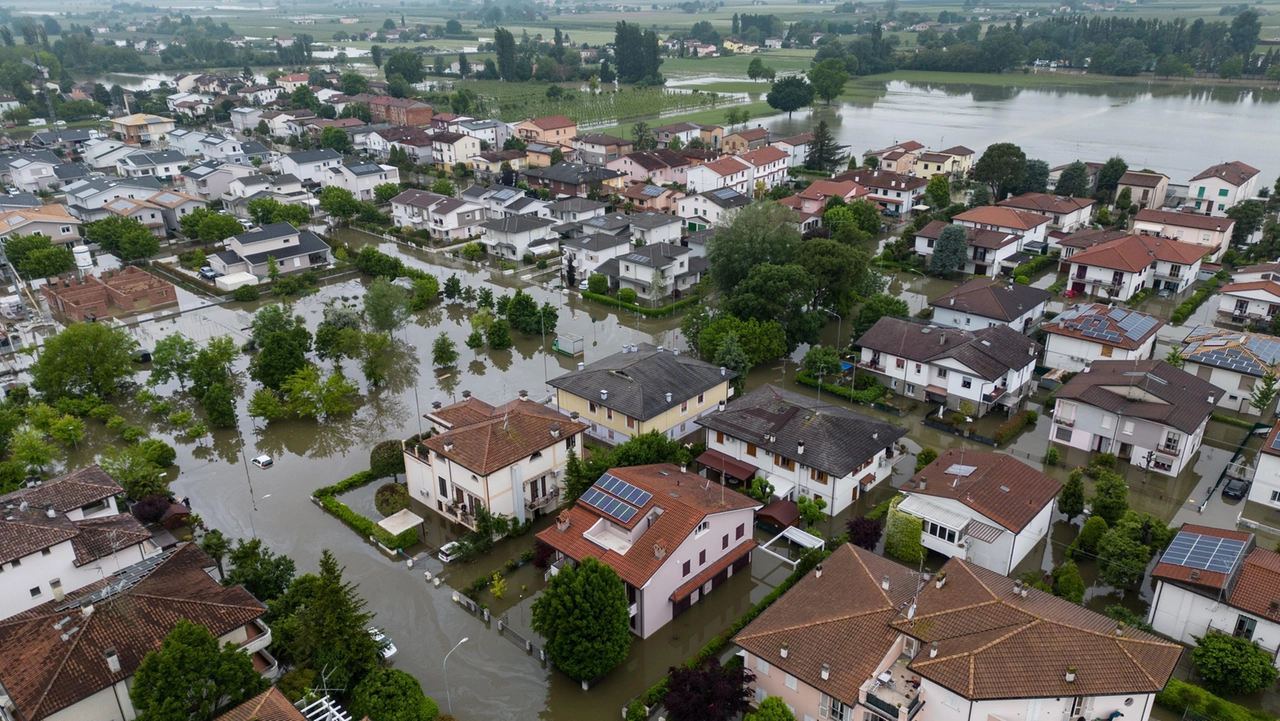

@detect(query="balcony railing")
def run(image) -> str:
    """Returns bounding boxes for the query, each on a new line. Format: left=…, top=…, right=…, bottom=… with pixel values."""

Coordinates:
left=907, top=696, right=925, bottom=721
left=859, top=360, right=884, bottom=372
left=1054, top=416, right=1075, bottom=428
left=865, top=691, right=902, bottom=719
left=526, top=488, right=561, bottom=511
left=983, top=386, right=1008, bottom=404
left=629, top=603, right=638, bottom=618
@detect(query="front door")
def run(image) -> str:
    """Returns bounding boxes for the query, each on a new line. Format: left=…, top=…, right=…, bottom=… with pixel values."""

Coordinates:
left=1118, top=443, right=1133, bottom=461
left=1072, top=281, right=1085, bottom=294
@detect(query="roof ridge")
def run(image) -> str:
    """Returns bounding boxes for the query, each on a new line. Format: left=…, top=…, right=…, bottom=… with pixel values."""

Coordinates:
left=28, top=609, right=97, bottom=719
left=129, top=593, right=263, bottom=611
left=734, top=606, right=894, bottom=640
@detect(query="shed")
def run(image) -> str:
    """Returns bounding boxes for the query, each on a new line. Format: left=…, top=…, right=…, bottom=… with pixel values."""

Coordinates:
left=377, top=508, right=423, bottom=540
left=216, top=272, right=259, bottom=291
left=757, top=499, right=800, bottom=531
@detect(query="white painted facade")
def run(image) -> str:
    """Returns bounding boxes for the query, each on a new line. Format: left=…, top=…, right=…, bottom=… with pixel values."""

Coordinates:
left=857, top=345, right=1037, bottom=417
left=931, top=301, right=1046, bottom=333
left=1043, top=332, right=1157, bottom=374
left=1050, top=399, right=1207, bottom=476
left=897, top=493, right=1055, bottom=576
left=1147, top=582, right=1280, bottom=667
left=1189, top=172, right=1258, bottom=217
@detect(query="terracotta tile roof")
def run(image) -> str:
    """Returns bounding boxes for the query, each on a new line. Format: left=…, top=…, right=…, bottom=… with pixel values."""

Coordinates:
left=526, top=115, right=576, bottom=130
left=1151, top=524, right=1253, bottom=592
left=1068, top=234, right=1205, bottom=272
left=1181, top=325, right=1280, bottom=381
left=0, top=465, right=122, bottom=513
left=215, top=688, right=306, bottom=721
left=905, top=449, right=1060, bottom=532
left=918, top=152, right=950, bottom=163
left=1230, top=548, right=1280, bottom=620
left=928, top=277, right=1051, bottom=322
left=832, top=168, right=928, bottom=191
left=623, top=183, right=676, bottom=200
left=1054, top=360, right=1218, bottom=434
left=895, top=558, right=1182, bottom=700
left=1043, top=302, right=1164, bottom=350
left=0, top=204, right=81, bottom=228
left=953, top=206, right=1051, bottom=231
left=730, top=128, right=769, bottom=142
left=700, top=156, right=750, bottom=177
left=70, top=514, right=152, bottom=566
left=997, top=192, right=1094, bottom=216
left=671, top=540, right=756, bottom=601
left=1057, top=228, right=1132, bottom=250
left=914, top=219, right=1018, bottom=250
left=1220, top=280, right=1280, bottom=299
left=0, top=544, right=265, bottom=721
left=1234, top=260, right=1280, bottom=276
left=0, top=508, right=79, bottom=565
left=939, top=145, right=973, bottom=156
left=1135, top=208, right=1234, bottom=233
left=536, top=463, right=759, bottom=587
left=1190, top=160, right=1259, bottom=186
left=733, top=544, right=922, bottom=705
left=796, top=180, right=866, bottom=201
left=1119, top=171, right=1167, bottom=188
left=420, top=399, right=588, bottom=476
left=738, top=145, right=788, bottom=167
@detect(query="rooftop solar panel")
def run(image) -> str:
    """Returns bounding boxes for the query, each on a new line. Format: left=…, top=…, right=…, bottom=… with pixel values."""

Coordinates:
left=580, top=486, right=638, bottom=523
left=711, top=188, right=738, bottom=200
left=1161, top=531, right=1247, bottom=573
left=641, top=185, right=664, bottom=197
left=595, top=473, right=654, bottom=507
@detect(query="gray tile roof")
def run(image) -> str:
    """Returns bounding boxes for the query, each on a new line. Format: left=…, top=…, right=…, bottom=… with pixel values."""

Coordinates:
left=696, top=384, right=906, bottom=477
left=1054, top=360, right=1217, bottom=434
left=929, top=278, right=1052, bottom=322
left=241, top=231, right=329, bottom=265
left=524, top=162, right=624, bottom=186
left=547, top=197, right=607, bottom=214
left=564, top=233, right=633, bottom=252
left=480, top=215, right=555, bottom=234
left=856, top=317, right=1040, bottom=381
left=547, top=343, right=734, bottom=421
left=233, top=222, right=300, bottom=245
left=284, top=148, right=342, bottom=164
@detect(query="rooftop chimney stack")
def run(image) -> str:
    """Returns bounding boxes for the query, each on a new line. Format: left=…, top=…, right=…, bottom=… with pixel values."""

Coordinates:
left=578, top=362, right=585, bottom=371
left=550, top=423, right=561, bottom=438
left=80, top=600, right=94, bottom=618
left=821, top=664, right=830, bottom=681
left=666, top=392, right=672, bottom=403
left=519, top=390, right=529, bottom=401
left=720, top=366, right=726, bottom=376
left=570, top=411, right=580, bottom=421
left=930, top=641, right=938, bottom=658
left=443, top=440, right=455, bottom=452
left=815, top=564, right=823, bottom=579
left=797, top=440, right=805, bottom=456
left=881, top=574, right=890, bottom=590
left=104, top=648, right=121, bottom=674
left=432, top=401, right=442, bottom=410
left=601, top=389, right=608, bottom=400
left=461, top=390, right=471, bottom=399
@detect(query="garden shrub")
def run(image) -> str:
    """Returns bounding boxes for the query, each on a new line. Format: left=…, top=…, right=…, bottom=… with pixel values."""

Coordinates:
left=370, top=439, right=406, bottom=478
left=915, top=448, right=938, bottom=472
left=884, top=497, right=925, bottom=564
left=375, top=482, right=411, bottom=516
left=993, top=410, right=1035, bottom=444
left=233, top=284, right=259, bottom=301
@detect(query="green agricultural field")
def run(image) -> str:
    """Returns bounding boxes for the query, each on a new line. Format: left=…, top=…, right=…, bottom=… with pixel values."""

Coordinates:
left=466, top=82, right=737, bottom=126
left=589, top=99, right=777, bottom=141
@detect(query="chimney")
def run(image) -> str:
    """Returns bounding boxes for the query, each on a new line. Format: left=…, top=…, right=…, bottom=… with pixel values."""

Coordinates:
left=104, top=647, right=121, bottom=674
left=815, top=564, right=823, bottom=579
left=1064, top=666, right=1077, bottom=683
left=657, top=346, right=664, bottom=353
left=431, top=400, right=442, bottom=410
left=797, top=440, right=805, bottom=456
left=577, top=361, right=585, bottom=370
left=718, top=399, right=726, bottom=411
left=935, top=572, right=945, bottom=589
left=630, top=344, right=637, bottom=353
left=821, top=664, right=830, bottom=681
left=80, top=600, right=95, bottom=618
left=1028, top=345, right=1035, bottom=356
left=949, top=298, right=954, bottom=306
left=680, top=464, right=687, bottom=473
left=622, top=344, right=629, bottom=353
left=929, top=641, right=938, bottom=658
left=570, top=411, right=580, bottom=421
left=666, top=392, right=672, bottom=403
left=918, top=479, right=926, bottom=491
left=443, top=439, right=455, bottom=452
left=556, top=510, right=572, bottom=532
left=673, top=349, right=680, bottom=356
left=720, top=366, right=727, bottom=376
left=601, top=389, right=608, bottom=400
left=46, top=506, right=56, bottom=518
left=1208, top=394, right=1215, bottom=404
left=1190, top=569, right=1200, bottom=581
left=550, top=423, right=561, bottom=438
left=653, top=543, right=666, bottom=560
left=519, top=389, right=529, bottom=401
left=780, top=643, right=789, bottom=659
left=461, top=390, right=471, bottom=399
left=939, top=335, right=946, bottom=345
left=881, top=574, right=890, bottom=590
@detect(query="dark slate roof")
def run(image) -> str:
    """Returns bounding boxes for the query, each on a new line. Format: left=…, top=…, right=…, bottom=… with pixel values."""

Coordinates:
left=240, top=141, right=269, bottom=155
left=0, top=193, right=42, bottom=210
left=547, top=343, right=735, bottom=420
left=480, top=215, right=555, bottom=234
left=696, top=384, right=905, bottom=477
left=856, top=317, right=1040, bottom=381
left=52, top=163, right=88, bottom=181
left=233, top=222, right=300, bottom=245
left=284, top=148, right=342, bottom=164
left=524, top=162, right=624, bottom=185
left=547, top=197, right=607, bottom=213
left=929, top=278, right=1052, bottom=322
left=241, top=231, right=329, bottom=265
left=339, top=161, right=386, bottom=177
left=31, top=129, right=97, bottom=145
left=1054, top=360, right=1218, bottom=434
left=700, top=187, right=751, bottom=209
left=564, top=233, right=633, bottom=252
left=614, top=243, right=690, bottom=268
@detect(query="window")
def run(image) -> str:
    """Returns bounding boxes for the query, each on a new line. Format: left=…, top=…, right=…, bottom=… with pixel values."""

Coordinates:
left=695, top=520, right=710, bottom=536
left=937, top=368, right=947, bottom=379
left=606, top=408, right=613, bottom=421
left=1272, top=490, right=1280, bottom=504
left=736, top=523, right=745, bottom=539
left=697, top=392, right=705, bottom=404
left=11, top=558, right=19, bottom=567
left=786, top=673, right=798, bottom=691
left=589, top=401, right=597, bottom=413
left=925, top=520, right=958, bottom=544
left=914, top=363, right=922, bottom=373
left=906, top=384, right=916, bottom=395
left=722, top=534, right=729, bottom=549
left=1122, top=421, right=1135, bottom=435
left=1235, top=615, right=1257, bottom=640
left=682, top=560, right=691, bottom=576
left=774, top=455, right=794, bottom=471
left=29, top=587, right=41, bottom=598
left=699, top=549, right=706, bottom=565
left=1101, top=415, right=1114, bottom=430
left=681, top=400, right=688, bottom=414
left=1163, top=431, right=1181, bottom=453
left=1218, top=188, right=1230, bottom=197
left=961, top=376, right=972, bottom=389
left=626, top=415, right=635, bottom=429
left=41, top=548, right=51, bottom=556
left=715, top=432, right=724, bottom=444
left=756, top=657, right=770, bottom=675
left=1101, top=345, right=1113, bottom=358
left=746, top=444, right=757, bottom=457
left=896, top=358, right=905, bottom=368
left=809, top=469, right=829, bottom=484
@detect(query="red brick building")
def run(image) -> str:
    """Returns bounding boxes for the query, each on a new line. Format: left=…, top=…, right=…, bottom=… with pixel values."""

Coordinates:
left=41, top=267, right=177, bottom=322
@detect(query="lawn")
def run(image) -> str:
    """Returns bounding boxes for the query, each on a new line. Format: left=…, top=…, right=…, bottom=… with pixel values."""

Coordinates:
left=589, top=99, right=776, bottom=140
left=661, top=49, right=816, bottom=77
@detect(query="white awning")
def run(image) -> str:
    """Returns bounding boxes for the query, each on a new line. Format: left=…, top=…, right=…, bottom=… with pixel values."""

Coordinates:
left=377, top=508, right=424, bottom=536
left=897, top=494, right=972, bottom=533
left=779, top=525, right=826, bottom=549
left=767, top=474, right=795, bottom=501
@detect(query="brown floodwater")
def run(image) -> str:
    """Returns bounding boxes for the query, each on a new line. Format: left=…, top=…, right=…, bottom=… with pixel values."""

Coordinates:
left=32, top=227, right=1275, bottom=718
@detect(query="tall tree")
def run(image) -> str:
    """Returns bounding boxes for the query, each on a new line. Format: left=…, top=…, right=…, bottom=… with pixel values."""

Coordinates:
left=31, top=322, right=137, bottom=399
left=1089, top=470, right=1130, bottom=527
left=1054, top=161, right=1091, bottom=198
left=363, top=277, right=411, bottom=333
left=1058, top=468, right=1085, bottom=523
left=224, top=538, right=296, bottom=602
left=1096, top=155, right=1128, bottom=197
left=291, top=550, right=383, bottom=694
left=494, top=27, right=516, bottom=80
left=714, top=332, right=750, bottom=395
left=807, top=57, right=850, bottom=104
left=530, top=556, right=631, bottom=681
left=973, top=142, right=1027, bottom=200
left=853, top=294, right=910, bottom=338
left=804, top=120, right=846, bottom=172
left=722, top=263, right=824, bottom=351
left=1250, top=363, right=1279, bottom=414
left=149, top=333, right=197, bottom=388
left=707, top=201, right=800, bottom=293
left=925, top=175, right=951, bottom=208
left=130, top=619, right=268, bottom=721
left=1019, top=159, right=1050, bottom=194
left=663, top=657, right=755, bottom=721
left=349, top=669, right=439, bottom=721
left=766, top=76, right=814, bottom=117
left=930, top=224, right=969, bottom=277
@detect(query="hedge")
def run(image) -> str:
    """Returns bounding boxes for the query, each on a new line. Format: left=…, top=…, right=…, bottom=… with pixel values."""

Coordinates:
left=1171, top=277, right=1221, bottom=324
left=1012, top=252, right=1060, bottom=279
left=884, top=497, right=925, bottom=564
left=794, top=370, right=886, bottom=403
left=314, top=470, right=418, bottom=550
left=1155, top=678, right=1273, bottom=721
left=993, top=409, right=1037, bottom=445
left=1210, top=413, right=1255, bottom=429
left=636, top=545, right=832, bottom=707
left=581, top=291, right=699, bottom=318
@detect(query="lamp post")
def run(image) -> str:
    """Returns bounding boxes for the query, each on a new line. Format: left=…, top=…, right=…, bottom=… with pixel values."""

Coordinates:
left=444, top=637, right=469, bottom=715
left=823, top=308, right=843, bottom=353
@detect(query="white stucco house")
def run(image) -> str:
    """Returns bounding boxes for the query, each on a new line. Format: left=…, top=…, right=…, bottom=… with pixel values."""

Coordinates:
left=1217, top=280, right=1280, bottom=326
left=1042, top=303, right=1164, bottom=373
left=1065, top=233, right=1206, bottom=300
left=478, top=214, right=558, bottom=260
left=928, top=278, right=1051, bottom=333
left=321, top=161, right=400, bottom=202
left=1187, top=161, right=1260, bottom=217
left=277, top=148, right=343, bottom=184
left=1179, top=326, right=1280, bottom=416
left=996, top=192, right=1094, bottom=232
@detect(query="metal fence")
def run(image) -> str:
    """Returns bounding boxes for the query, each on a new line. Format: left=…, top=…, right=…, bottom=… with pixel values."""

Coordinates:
left=920, top=418, right=998, bottom=446
left=497, top=613, right=550, bottom=668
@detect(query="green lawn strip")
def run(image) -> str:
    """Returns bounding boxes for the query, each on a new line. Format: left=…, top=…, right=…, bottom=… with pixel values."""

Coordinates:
left=589, top=99, right=776, bottom=139
left=313, top=470, right=418, bottom=550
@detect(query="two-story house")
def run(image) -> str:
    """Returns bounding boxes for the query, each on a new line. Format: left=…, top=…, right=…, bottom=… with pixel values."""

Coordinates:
left=277, top=148, right=343, bottom=185
left=1243, top=424, right=1280, bottom=537
left=1051, top=359, right=1216, bottom=476
left=537, top=463, right=760, bottom=638
left=685, top=156, right=753, bottom=195
left=622, top=183, right=684, bottom=213
left=1066, top=234, right=1205, bottom=300
left=546, top=197, right=608, bottom=224
left=865, top=140, right=925, bottom=172
left=116, top=150, right=188, bottom=181
left=573, top=134, right=633, bottom=166
left=183, top=160, right=259, bottom=202
left=110, top=113, right=175, bottom=145
left=462, top=185, right=549, bottom=220
left=514, top=115, right=577, bottom=146
left=1042, top=303, right=1164, bottom=373
left=0, top=466, right=157, bottom=619
left=322, top=161, right=400, bottom=202
left=471, top=149, right=527, bottom=183
left=457, top=119, right=511, bottom=149
left=0, top=151, right=61, bottom=193
left=737, top=146, right=789, bottom=191
left=996, top=192, right=1094, bottom=232
left=928, top=278, right=1051, bottom=333
left=548, top=343, right=735, bottom=443
left=770, top=133, right=813, bottom=168
left=1217, top=280, right=1280, bottom=326
left=696, top=384, right=906, bottom=515
left=63, top=177, right=164, bottom=222
left=899, top=449, right=1060, bottom=575
left=1147, top=523, right=1280, bottom=668
left=606, top=149, right=691, bottom=186
left=221, top=174, right=311, bottom=219
left=1133, top=209, right=1234, bottom=262
left=1179, top=326, right=1280, bottom=416
left=146, top=190, right=208, bottom=234
left=522, top=163, right=625, bottom=199
left=723, top=127, right=770, bottom=155
left=1188, top=161, right=1260, bottom=217
left=479, top=215, right=558, bottom=260
left=0, top=544, right=278, bottom=721
left=735, top=544, right=1181, bottom=721
left=678, top=187, right=751, bottom=231
left=403, top=393, right=588, bottom=527
left=230, top=106, right=264, bottom=133
left=831, top=168, right=929, bottom=219
left=390, top=189, right=484, bottom=241
left=856, top=317, right=1041, bottom=418
left=562, top=233, right=635, bottom=286
left=650, top=121, right=721, bottom=149
left=1117, top=171, right=1170, bottom=210
left=953, top=205, right=1051, bottom=250
left=81, top=139, right=145, bottom=172
left=431, top=131, right=481, bottom=171
left=594, top=243, right=705, bottom=301
left=912, top=220, right=1022, bottom=279
left=0, top=205, right=82, bottom=249
left=208, top=222, right=331, bottom=278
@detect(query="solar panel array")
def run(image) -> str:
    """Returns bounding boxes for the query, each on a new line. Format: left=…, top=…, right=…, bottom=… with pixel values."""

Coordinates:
left=1161, top=531, right=1247, bottom=573
left=596, top=473, right=654, bottom=506
left=1272, top=430, right=1280, bottom=452
left=711, top=188, right=741, bottom=200
left=640, top=185, right=664, bottom=197
left=580, top=487, right=639, bottom=523
left=1115, top=310, right=1159, bottom=340
left=493, top=188, right=519, bottom=200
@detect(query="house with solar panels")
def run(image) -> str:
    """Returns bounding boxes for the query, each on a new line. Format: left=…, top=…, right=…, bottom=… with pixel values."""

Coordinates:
left=1042, top=303, right=1164, bottom=373
left=1147, top=523, right=1280, bottom=668
left=1051, top=360, right=1217, bottom=476
left=677, top=187, right=751, bottom=231
left=537, top=463, right=760, bottom=638
left=1180, top=326, right=1280, bottom=416
left=323, top=161, right=400, bottom=202
left=1244, top=424, right=1280, bottom=536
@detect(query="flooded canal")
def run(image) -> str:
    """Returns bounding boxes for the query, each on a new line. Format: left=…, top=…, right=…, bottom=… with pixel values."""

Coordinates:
left=29, top=225, right=1274, bottom=718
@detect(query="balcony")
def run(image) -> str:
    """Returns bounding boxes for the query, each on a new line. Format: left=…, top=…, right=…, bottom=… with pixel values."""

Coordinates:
left=252, top=648, right=279, bottom=679
left=238, top=618, right=272, bottom=656
left=526, top=487, right=561, bottom=511
left=983, top=386, right=1008, bottom=404
left=629, top=602, right=638, bottom=618
left=861, top=655, right=921, bottom=721
left=859, top=360, right=885, bottom=372
left=1054, top=416, right=1075, bottom=428
left=1152, top=269, right=1183, bottom=282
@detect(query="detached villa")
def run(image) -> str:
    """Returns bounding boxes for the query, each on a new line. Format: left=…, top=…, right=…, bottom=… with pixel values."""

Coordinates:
left=209, top=222, right=331, bottom=278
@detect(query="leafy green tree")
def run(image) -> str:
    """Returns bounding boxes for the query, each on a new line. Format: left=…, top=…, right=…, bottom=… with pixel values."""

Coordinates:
left=349, top=669, right=439, bottom=721
left=808, top=57, right=850, bottom=104
left=1094, top=511, right=1173, bottom=588
left=1054, top=161, right=1091, bottom=198
left=797, top=494, right=827, bottom=527
left=1226, top=200, right=1266, bottom=245
left=31, top=322, right=137, bottom=399
left=766, top=75, right=814, bottom=117
left=250, top=332, right=309, bottom=391
left=1019, top=159, right=1050, bottom=195
left=319, top=186, right=361, bottom=219
left=1059, top=468, right=1085, bottom=522
left=708, top=202, right=801, bottom=293
left=1191, top=631, right=1279, bottom=697
left=1096, top=156, right=1128, bottom=198
left=189, top=337, right=239, bottom=401
left=925, top=175, right=950, bottom=208
left=409, top=276, right=440, bottom=311
left=884, top=496, right=925, bottom=563
left=384, top=51, right=425, bottom=83
left=364, top=277, right=410, bottom=333
left=1051, top=560, right=1086, bottom=604
left=722, top=263, right=823, bottom=351
left=248, top=389, right=287, bottom=421
left=795, top=239, right=867, bottom=314
left=1249, top=363, right=1279, bottom=414
left=587, top=273, right=609, bottom=294
left=320, top=125, right=353, bottom=152
left=1090, top=470, right=1129, bottom=526
left=99, top=444, right=166, bottom=499
left=248, top=198, right=311, bottom=227
left=85, top=216, right=160, bottom=259
left=197, top=213, right=244, bottom=242
left=431, top=335, right=458, bottom=367
left=465, top=329, right=485, bottom=355
left=530, top=556, right=631, bottom=681
left=968, top=185, right=992, bottom=208
left=15, top=243, right=74, bottom=278
left=973, top=142, right=1026, bottom=200
left=291, top=550, right=385, bottom=693
left=429, top=178, right=455, bottom=196
left=374, top=183, right=402, bottom=204
left=9, top=426, right=53, bottom=473
left=224, top=538, right=296, bottom=602
left=49, top=414, right=85, bottom=449
left=714, top=332, right=750, bottom=394
left=130, top=619, right=268, bottom=721
left=138, top=438, right=177, bottom=468
left=802, top=344, right=840, bottom=379
left=486, top=318, right=512, bottom=350
left=746, top=696, right=796, bottom=721
left=201, top=382, right=237, bottom=428
left=4, top=234, right=67, bottom=277
left=198, top=529, right=230, bottom=580
left=150, top=333, right=197, bottom=388
left=930, top=224, right=969, bottom=277
left=915, top=448, right=938, bottom=473
left=853, top=293, right=910, bottom=338
left=1154, top=55, right=1193, bottom=78
left=1219, top=55, right=1244, bottom=80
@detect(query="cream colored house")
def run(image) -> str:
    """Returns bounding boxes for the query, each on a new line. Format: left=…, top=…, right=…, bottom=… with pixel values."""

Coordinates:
left=548, top=343, right=735, bottom=444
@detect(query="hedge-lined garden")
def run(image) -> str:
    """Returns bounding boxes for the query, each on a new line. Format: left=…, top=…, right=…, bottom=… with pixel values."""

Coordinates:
left=581, top=291, right=700, bottom=318
left=312, top=442, right=418, bottom=550
left=793, top=370, right=887, bottom=404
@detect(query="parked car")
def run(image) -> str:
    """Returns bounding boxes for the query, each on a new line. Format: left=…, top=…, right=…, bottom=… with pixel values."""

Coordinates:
left=251, top=455, right=274, bottom=469
left=1221, top=477, right=1250, bottom=499
left=578, top=279, right=589, bottom=290
left=28, top=118, right=46, bottom=127
left=368, top=627, right=397, bottom=660
left=438, top=541, right=462, bottom=564
left=198, top=267, right=220, bottom=280
left=1063, top=288, right=1081, bottom=299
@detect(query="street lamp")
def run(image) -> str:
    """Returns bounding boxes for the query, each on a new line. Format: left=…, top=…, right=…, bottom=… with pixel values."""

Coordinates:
left=823, top=308, right=843, bottom=353
left=444, top=637, right=469, bottom=715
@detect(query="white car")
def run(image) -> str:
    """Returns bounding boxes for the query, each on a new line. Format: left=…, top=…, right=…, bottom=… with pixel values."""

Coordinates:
left=578, top=279, right=589, bottom=290
left=368, top=627, right=397, bottom=660
left=438, top=541, right=462, bottom=564
left=251, top=455, right=274, bottom=469
left=28, top=119, right=46, bottom=127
